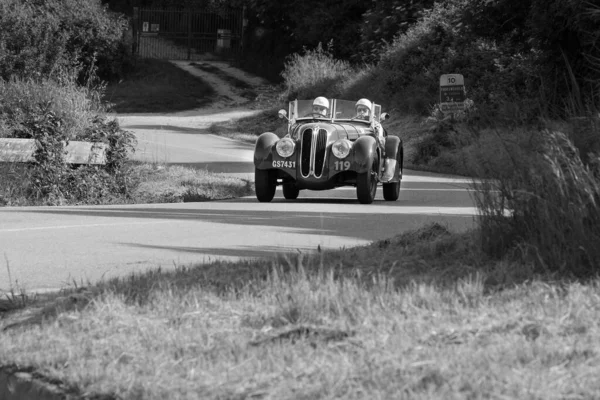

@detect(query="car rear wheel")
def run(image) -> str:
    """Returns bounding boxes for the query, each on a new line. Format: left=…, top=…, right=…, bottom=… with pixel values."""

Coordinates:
left=356, top=155, right=379, bottom=204
left=282, top=183, right=299, bottom=200
left=383, top=153, right=402, bottom=201
left=255, top=168, right=276, bottom=202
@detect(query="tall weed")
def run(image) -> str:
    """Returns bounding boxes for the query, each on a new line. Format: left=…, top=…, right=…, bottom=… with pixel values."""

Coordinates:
left=0, top=78, right=103, bottom=140
left=281, top=42, right=354, bottom=100
left=472, top=127, right=600, bottom=278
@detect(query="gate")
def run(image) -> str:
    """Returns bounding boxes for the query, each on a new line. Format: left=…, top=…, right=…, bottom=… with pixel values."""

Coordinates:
left=132, top=7, right=244, bottom=60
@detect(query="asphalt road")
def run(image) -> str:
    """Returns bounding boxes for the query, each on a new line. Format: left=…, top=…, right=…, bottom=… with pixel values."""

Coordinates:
left=0, top=124, right=477, bottom=292
left=0, top=64, right=478, bottom=293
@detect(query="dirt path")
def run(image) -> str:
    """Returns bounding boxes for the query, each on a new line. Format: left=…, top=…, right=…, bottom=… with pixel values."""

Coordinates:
left=116, top=60, right=281, bottom=130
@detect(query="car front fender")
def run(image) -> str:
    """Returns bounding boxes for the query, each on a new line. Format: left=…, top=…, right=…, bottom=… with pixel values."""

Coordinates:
left=254, top=132, right=279, bottom=168
left=384, top=136, right=401, bottom=159
left=352, top=135, right=378, bottom=173
left=383, top=135, right=403, bottom=181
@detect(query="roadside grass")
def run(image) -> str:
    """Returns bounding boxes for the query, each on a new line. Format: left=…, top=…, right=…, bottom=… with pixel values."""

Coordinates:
left=129, top=162, right=253, bottom=203
left=103, top=59, right=216, bottom=113
left=0, top=162, right=253, bottom=206
left=1, top=223, right=599, bottom=399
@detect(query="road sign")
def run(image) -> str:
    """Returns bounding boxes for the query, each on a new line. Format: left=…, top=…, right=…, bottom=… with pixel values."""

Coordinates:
left=440, top=74, right=466, bottom=112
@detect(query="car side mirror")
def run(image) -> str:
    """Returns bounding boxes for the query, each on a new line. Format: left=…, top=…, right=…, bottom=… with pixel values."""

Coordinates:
left=380, top=112, right=390, bottom=121
left=278, top=109, right=289, bottom=120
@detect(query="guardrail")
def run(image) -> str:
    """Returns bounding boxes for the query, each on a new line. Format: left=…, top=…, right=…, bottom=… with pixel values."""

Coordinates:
left=0, top=138, right=107, bottom=165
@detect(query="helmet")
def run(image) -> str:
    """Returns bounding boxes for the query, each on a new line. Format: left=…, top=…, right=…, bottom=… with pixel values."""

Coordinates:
left=355, top=98, right=372, bottom=112
left=313, top=96, right=330, bottom=109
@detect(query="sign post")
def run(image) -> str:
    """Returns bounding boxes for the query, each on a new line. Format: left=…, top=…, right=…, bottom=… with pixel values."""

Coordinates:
left=439, top=74, right=466, bottom=113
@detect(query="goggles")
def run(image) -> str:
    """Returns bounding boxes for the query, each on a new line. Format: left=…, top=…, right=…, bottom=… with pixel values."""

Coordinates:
left=356, top=106, right=370, bottom=114
left=313, top=105, right=328, bottom=113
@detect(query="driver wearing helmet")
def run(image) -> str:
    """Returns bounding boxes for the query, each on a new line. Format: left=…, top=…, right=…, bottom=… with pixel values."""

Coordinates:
left=312, top=96, right=330, bottom=117
left=355, top=98, right=372, bottom=121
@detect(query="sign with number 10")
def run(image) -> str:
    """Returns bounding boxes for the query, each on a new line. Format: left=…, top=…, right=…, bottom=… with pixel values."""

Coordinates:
left=439, top=74, right=466, bottom=112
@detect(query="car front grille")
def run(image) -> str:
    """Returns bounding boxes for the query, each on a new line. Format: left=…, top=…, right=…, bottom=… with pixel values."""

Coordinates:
left=300, top=128, right=328, bottom=178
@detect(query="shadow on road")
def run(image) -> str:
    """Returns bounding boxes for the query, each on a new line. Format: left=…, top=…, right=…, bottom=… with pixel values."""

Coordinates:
left=8, top=205, right=476, bottom=241
left=122, top=242, right=310, bottom=259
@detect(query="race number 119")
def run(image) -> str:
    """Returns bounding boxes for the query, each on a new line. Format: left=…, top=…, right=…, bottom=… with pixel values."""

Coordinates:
left=334, top=161, right=350, bottom=171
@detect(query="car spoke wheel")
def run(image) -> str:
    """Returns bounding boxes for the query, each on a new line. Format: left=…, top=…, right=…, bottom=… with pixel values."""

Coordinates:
left=383, top=153, right=402, bottom=201
left=282, top=183, right=299, bottom=200
left=356, top=156, right=378, bottom=204
left=255, top=168, right=276, bottom=202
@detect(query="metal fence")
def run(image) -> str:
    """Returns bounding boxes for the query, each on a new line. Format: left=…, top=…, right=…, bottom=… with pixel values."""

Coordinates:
left=132, top=7, right=244, bottom=60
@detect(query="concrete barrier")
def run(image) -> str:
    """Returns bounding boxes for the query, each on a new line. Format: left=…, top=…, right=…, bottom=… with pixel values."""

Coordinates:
left=0, top=139, right=107, bottom=165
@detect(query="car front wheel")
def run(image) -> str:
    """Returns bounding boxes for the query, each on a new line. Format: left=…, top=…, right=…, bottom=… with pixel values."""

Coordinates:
left=282, top=183, right=299, bottom=200
left=356, top=156, right=378, bottom=204
left=255, top=168, right=276, bottom=202
left=383, top=153, right=402, bottom=201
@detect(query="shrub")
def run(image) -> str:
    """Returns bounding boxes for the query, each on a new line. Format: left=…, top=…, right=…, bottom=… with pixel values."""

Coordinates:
left=0, top=78, right=103, bottom=140
left=281, top=42, right=354, bottom=100
left=0, top=0, right=130, bottom=83
left=359, top=0, right=435, bottom=63
left=472, top=126, right=600, bottom=278
left=0, top=78, right=135, bottom=205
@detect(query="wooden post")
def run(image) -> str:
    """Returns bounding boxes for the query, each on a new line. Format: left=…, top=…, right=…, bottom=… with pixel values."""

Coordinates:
left=132, top=7, right=139, bottom=58
left=187, top=8, right=192, bottom=60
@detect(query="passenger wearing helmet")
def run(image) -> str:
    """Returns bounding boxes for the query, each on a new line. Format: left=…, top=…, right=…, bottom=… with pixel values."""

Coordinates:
left=312, top=96, right=330, bottom=117
left=355, top=98, right=372, bottom=121
left=355, top=97, right=395, bottom=182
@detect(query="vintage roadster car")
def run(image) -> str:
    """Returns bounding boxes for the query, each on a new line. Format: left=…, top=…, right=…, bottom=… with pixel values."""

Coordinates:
left=253, top=98, right=403, bottom=204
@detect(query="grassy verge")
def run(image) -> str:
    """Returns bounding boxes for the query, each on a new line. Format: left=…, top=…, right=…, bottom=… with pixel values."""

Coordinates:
left=103, top=59, right=216, bottom=114
left=1, top=223, right=598, bottom=399
left=0, top=162, right=253, bottom=206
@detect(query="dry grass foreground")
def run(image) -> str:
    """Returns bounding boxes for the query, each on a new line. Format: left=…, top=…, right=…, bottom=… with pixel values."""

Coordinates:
left=1, top=223, right=599, bottom=399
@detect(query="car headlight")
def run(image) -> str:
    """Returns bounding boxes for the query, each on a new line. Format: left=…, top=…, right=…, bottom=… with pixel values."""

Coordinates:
left=332, top=139, right=352, bottom=159
left=275, top=138, right=295, bottom=158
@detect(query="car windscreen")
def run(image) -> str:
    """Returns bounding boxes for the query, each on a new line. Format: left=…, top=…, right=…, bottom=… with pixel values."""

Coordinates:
left=294, top=99, right=333, bottom=120
left=333, top=99, right=372, bottom=123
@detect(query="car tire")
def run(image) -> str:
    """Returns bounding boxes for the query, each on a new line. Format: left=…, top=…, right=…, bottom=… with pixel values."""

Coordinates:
left=282, top=183, right=299, bottom=200
left=383, top=152, right=402, bottom=201
left=255, top=168, right=276, bottom=202
left=356, top=155, right=378, bottom=204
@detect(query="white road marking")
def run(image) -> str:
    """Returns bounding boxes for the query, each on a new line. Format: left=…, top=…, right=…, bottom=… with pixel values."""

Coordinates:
left=0, top=220, right=173, bottom=233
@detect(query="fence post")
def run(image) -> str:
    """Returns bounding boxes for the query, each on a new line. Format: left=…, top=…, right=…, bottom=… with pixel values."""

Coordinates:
left=132, top=7, right=139, bottom=58
left=187, top=9, right=192, bottom=60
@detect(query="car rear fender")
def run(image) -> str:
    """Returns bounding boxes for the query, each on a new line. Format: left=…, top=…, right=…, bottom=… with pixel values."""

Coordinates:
left=254, top=132, right=279, bottom=168
left=352, top=135, right=378, bottom=173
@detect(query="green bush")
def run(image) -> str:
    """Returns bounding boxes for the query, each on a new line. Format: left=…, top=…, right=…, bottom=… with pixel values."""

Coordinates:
left=471, top=125, right=600, bottom=278
left=0, top=78, right=135, bottom=205
left=0, top=79, right=103, bottom=140
left=281, top=42, right=354, bottom=100
left=0, top=0, right=130, bottom=83
left=359, top=0, right=435, bottom=63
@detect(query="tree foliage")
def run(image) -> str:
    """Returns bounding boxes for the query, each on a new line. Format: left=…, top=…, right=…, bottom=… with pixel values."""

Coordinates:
left=1, top=0, right=129, bottom=83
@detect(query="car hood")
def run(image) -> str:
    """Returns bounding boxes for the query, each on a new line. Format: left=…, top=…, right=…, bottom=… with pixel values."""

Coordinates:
left=294, top=122, right=374, bottom=142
